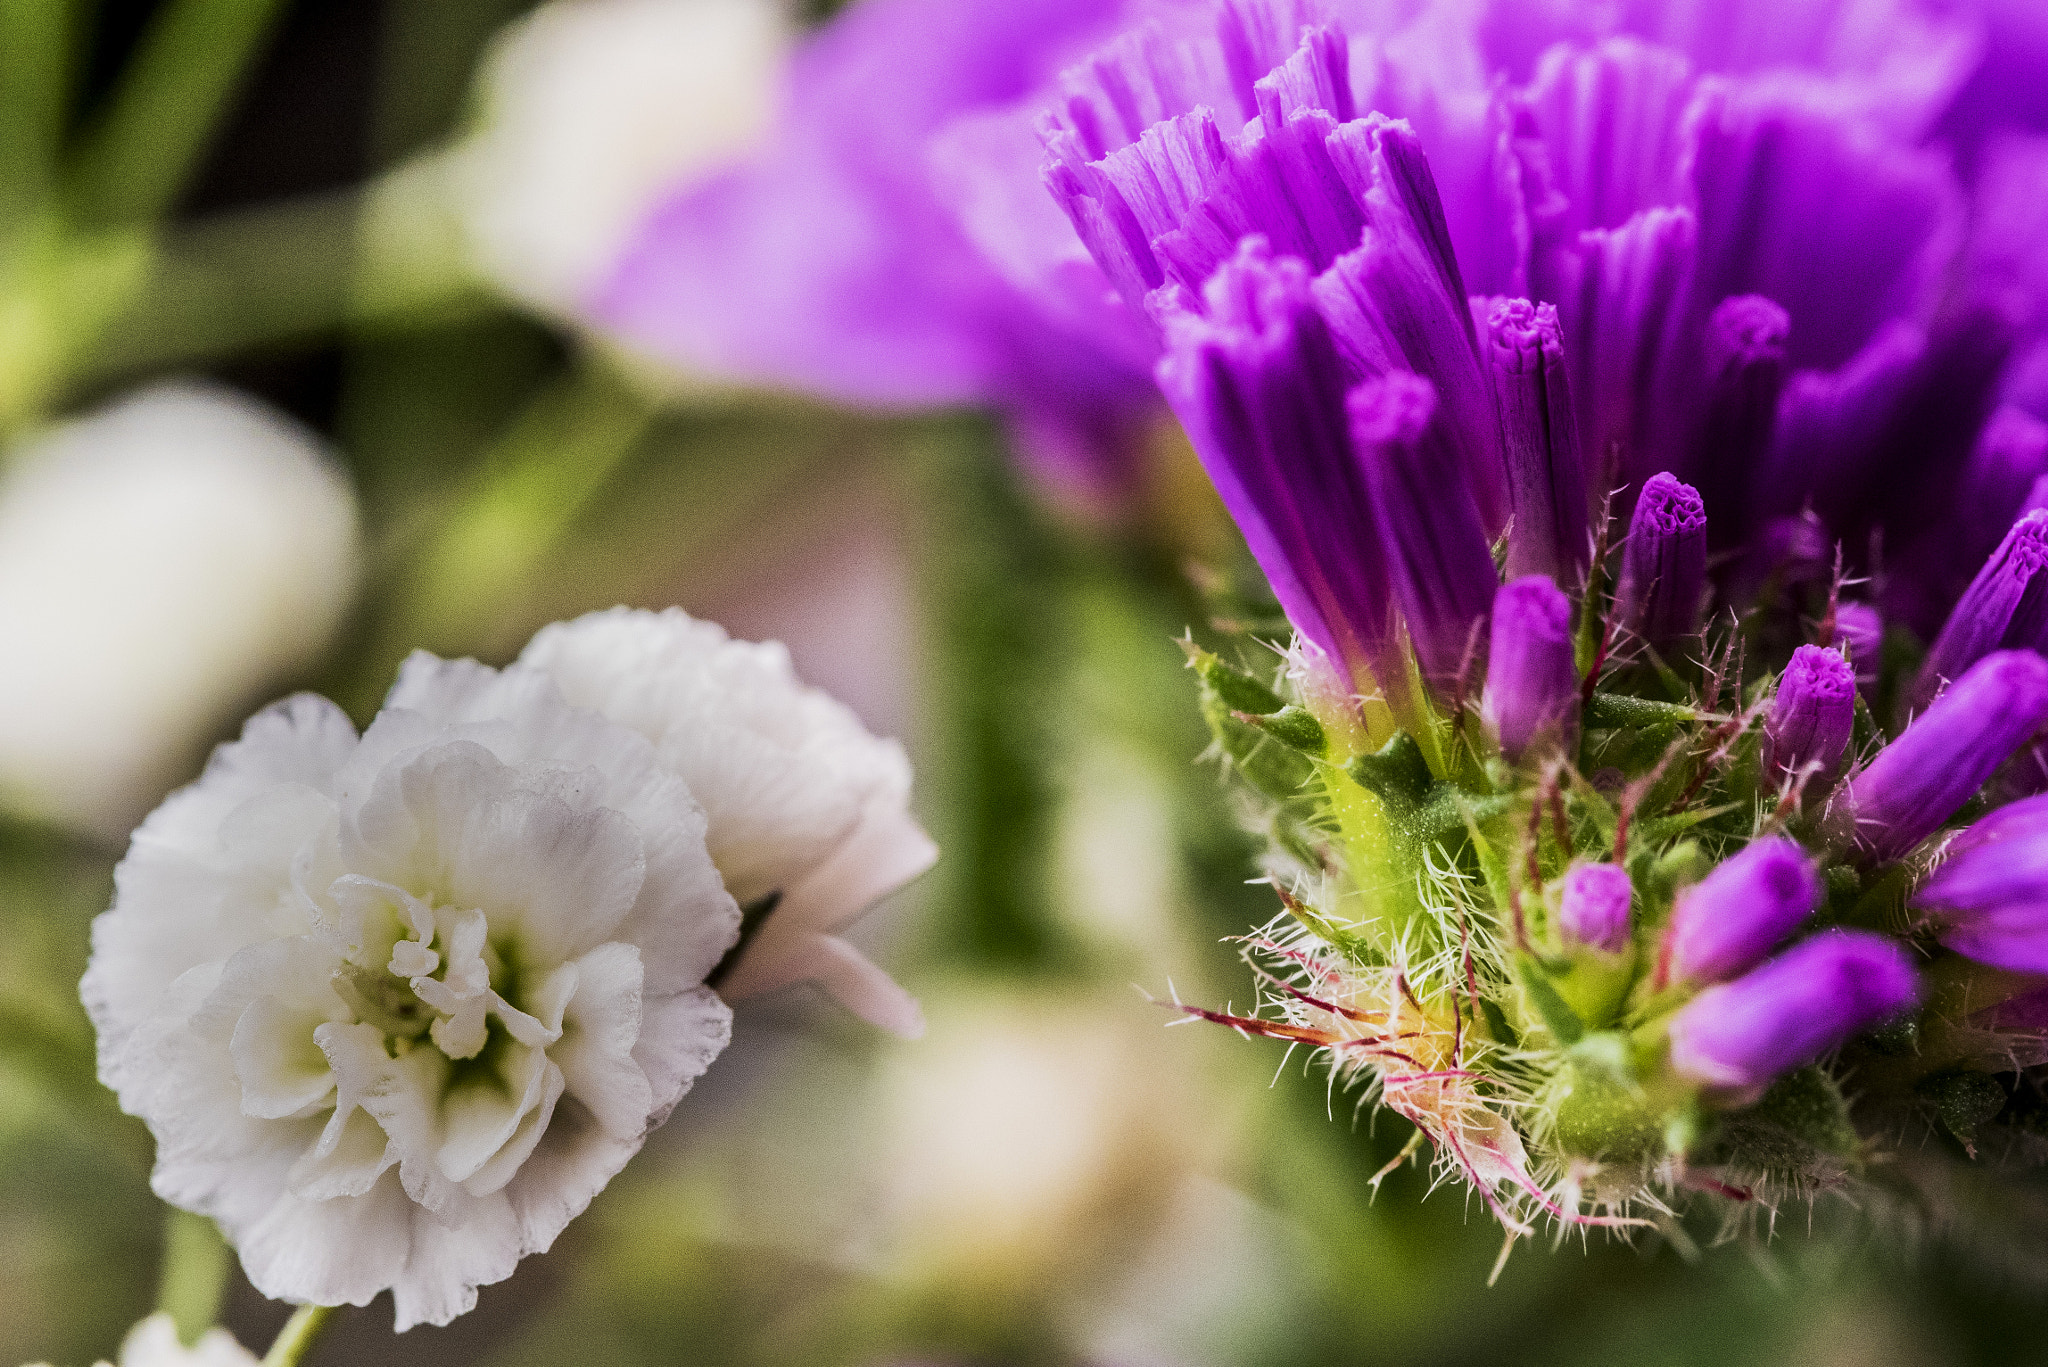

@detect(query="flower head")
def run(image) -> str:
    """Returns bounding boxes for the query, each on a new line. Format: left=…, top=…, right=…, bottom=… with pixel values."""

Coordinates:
left=1765, top=644, right=1856, bottom=786
left=86, top=653, right=742, bottom=1327
left=1615, top=472, right=1708, bottom=650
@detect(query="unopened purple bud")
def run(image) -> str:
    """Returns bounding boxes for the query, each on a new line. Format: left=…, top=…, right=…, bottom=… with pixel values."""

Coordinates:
left=1692, top=296, right=1789, bottom=547
left=1558, top=862, right=1631, bottom=954
left=1483, top=576, right=1579, bottom=762
left=1484, top=298, right=1589, bottom=585
left=1765, top=645, right=1856, bottom=785
left=1915, top=794, right=2048, bottom=973
left=1661, top=836, right=1821, bottom=985
left=1349, top=372, right=1497, bottom=693
left=1616, top=472, right=1708, bottom=649
left=1832, top=650, right=2048, bottom=861
left=1833, top=603, right=1883, bottom=691
left=1914, top=509, right=2048, bottom=707
left=1668, top=930, right=1919, bottom=1096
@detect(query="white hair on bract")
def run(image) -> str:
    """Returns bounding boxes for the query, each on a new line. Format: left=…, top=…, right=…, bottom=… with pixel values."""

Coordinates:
left=22, top=1313, right=263, bottom=1367
left=83, top=652, right=741, bottom=1329
left=520, top=607, right=936, bottom=1038
left=0, top=382, right=360, bottom=840
left=460, top=0, right=792, bottom=316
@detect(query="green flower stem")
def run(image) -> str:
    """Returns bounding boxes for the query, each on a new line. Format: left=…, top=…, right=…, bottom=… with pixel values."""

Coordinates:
left=261, top=1304, right=337, bottom=1367
left=65, top=0, right=291, bottom=228
left=156, top=1209, right=232, bottom=1346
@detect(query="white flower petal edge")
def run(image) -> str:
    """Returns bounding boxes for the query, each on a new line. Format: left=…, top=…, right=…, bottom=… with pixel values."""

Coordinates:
left=519, top=607, right=937, bottom=1037
left=83, top=660, right=740, bottom=1330
left=22, top=1311, right=262, bottom=1367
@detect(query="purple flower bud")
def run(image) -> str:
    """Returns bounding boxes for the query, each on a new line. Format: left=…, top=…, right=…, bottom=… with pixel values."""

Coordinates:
left=1348, top=373, right=1497, bottom=694
left=1668, top=930, right=1919, bottom=1097
left=1833, top=603, right=1883, bottom=691
left=1483, top=298, right=1589, bottom=585
left=1660, top=836, right=1821, bottom=986
left=1616, top=472, right=1708, bottom=650
left=1765, top=645, right=1856, bottom=785
left=1915, top=794, right=2048, bottom=973
left=1914, top=509, right=2048, bottom=708
left=1831, top=651, right=2048, bottom=862
left=1558, top=862, right=1631, bottom=954
left=1483, top=576, right=1578, bottom=762
left=1691, top=296, right=1789, bottom=548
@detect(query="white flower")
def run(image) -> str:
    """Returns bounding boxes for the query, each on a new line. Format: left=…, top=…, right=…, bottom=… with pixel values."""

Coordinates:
left=461, top=0, right=790, bottom=315
left=84, top=654, right=740, bottom=1329
left=0, top=382, right=360, bottom=840
left=21, top=1313, right=259, bottom=1367
left=519, top=607, right=935, bottom=1036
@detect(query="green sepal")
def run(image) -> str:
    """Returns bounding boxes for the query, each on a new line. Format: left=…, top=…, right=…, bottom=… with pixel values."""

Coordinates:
left=1915, top=1069, right=2007, bottom=1150
left=1280, top=894, right=1387, bottom=970
left=1345, top=730, right=1433, bottom=811
left=1515, top=951, right=1586, bottom=1045
left=1584, top=693, right=1700, bottom=731
left=1184, top=642, right=1286, bottom=715
left=1545, top=944, right=1639, bottom=1032
left=1234, top=704, right=1326, bottom=757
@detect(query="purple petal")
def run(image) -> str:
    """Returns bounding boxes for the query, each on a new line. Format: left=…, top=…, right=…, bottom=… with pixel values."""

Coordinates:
left=1662, top=834, right=1822, bottom=985
left=1485, top=575, right=1579, bottom=762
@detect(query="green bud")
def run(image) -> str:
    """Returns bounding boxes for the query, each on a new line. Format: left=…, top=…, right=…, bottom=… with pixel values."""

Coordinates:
left=1555, top=1033, right=1664, bottom=1161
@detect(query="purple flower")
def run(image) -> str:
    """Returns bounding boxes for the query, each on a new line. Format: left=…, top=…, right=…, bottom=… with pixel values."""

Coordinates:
left=1615, top=472, right=1708, bottom=650
left=1348, top=373, right=1496, bottom=691
left=1558, top=861, right=1631, bottom=954
left=1832, top=650, right=2048, bottom=861
left=1482, top=298, right=1590, bottom=584
left=1766, top=644, right=1857, bottom=786
left=1691, top=296, right=1789, bottom=549
left=1484, top=575, right=1579, bottom=762
left=1668, top=930, right=1920, bottom=1097
left=589, top=0, right=1158, bottom=501
left=1660, top=835, right=1822, bottom=986
left=1155, top=240, right=1402, bottom=698
left=1913, top=510, right=2048, bottom=706
left=1916, top=792, right=2048, bottom=972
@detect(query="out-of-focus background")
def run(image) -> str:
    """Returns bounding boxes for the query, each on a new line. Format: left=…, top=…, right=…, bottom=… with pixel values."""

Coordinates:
left=3, top=2, right=2048, bottom=1364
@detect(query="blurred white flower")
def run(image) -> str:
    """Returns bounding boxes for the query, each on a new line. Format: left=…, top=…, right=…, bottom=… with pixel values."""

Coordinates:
left=0, top=382, right=359, bottom=840
left=520, top=607, right=935, bottom=1036
left=462, top=0, right=791, bottom=315
left=84, top=653, right=741, bottom=1329
left=23, top=1312, right=258, bottom=1367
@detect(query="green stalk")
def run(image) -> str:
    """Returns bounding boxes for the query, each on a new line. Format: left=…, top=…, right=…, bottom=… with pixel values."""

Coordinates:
left=65, top=0, right=292, bottom=227
left=156, top=1210, right=232, bottom=1346
left=260, top=1303, right=337, bottom=1367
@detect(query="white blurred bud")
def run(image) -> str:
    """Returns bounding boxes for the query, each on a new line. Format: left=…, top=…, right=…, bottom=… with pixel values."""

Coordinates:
left=21, top=1312, right=260, bottom=1367
left=0, top=382, right=360, bottom=839
left=462, top=0, right=791, bottom=314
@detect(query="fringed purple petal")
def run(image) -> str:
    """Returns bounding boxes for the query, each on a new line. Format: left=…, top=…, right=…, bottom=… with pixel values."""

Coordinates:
left=1155, top=240, right=1400, bottom=692
left=1348, top=372, right=1497, bottom=694
left=1482, top=298, right=1590, bottom=583
left=1686, top=80, right=1959, bottom=373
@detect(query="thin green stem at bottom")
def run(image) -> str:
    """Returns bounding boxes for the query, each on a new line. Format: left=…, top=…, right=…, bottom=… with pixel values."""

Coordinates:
left=261, top=1303, right=337, bottom=1367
